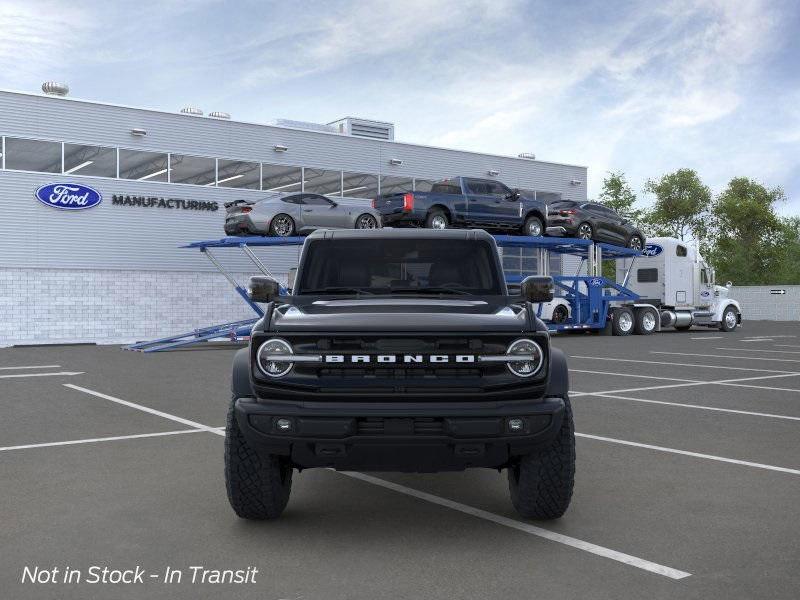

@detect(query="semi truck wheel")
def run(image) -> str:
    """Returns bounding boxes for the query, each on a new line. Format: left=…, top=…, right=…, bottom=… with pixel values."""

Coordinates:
left=225, top=398, right=293, bottom=520
left=720, top=306, right=739, bottom=332
left=508, top=396, right=575, bottom=519
left=611, top=307, right=634, bottom=336
left=633, top=307, right=657, bottom=335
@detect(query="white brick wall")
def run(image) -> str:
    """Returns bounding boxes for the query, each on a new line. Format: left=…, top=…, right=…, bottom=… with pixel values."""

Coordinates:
left=0, top=268, right=280, bottom=346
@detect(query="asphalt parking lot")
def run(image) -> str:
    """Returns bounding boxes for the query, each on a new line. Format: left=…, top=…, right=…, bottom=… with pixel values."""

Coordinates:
left=2, top=320, right=799, bottom=599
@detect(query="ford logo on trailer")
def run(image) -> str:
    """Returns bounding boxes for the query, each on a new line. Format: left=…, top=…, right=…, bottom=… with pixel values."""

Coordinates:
left=641, top=243, right=663, bottom=257
left=35, top=183, right=102, bottom=210
left=588, top=277, right=604, bottom=287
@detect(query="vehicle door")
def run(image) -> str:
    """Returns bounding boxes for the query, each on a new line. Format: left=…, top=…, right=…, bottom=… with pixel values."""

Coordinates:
left=583, top=203, right=615, bottom=242
left=597, top=205, right=628, bottom=243
left=300, top=194, right=342, bottom=230
left=485, top=180, right=520, bottom=226
left=463, top=179, right=496, bottom=225
left=696, top=262, right=714, bottom=307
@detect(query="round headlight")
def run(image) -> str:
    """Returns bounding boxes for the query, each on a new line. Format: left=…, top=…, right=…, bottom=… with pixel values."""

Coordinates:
left=256, top=338, right=294, bottom=378
left=506, top=338, right=543, bottom=378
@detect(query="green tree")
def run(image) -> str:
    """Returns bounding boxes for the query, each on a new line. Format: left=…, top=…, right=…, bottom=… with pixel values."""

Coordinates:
left=707, top=177, right=786, bottom=285
left=642, top=169, right=711, bottom=241
left=598, top=171, right=641, bottom=221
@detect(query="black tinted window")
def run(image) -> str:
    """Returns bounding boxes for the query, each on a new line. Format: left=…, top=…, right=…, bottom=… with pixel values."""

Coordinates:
left=297, top=239, right=502, bottom=295
left=466, top=180, right=492, bottom=195
left=302, top=194, right=333, bottom=206
left=430, top=180, right=462, bottom=194
left=637, top=268, right=658, bottom=283
left=677, top=245, right=688, bottom=257
left=281, top=195, right=302, bottom=204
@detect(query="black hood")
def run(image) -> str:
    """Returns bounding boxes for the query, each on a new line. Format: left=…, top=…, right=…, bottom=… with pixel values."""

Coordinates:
left=270, top=296, right=530, bottom=333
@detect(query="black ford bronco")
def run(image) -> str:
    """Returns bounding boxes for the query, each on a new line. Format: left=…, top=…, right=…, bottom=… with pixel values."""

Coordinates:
left=225, top=228, right=575, bottom=520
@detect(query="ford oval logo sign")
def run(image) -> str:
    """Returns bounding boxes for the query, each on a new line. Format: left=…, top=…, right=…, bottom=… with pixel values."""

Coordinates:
left=588, top=277, right=604, bottom=287
left=35, top=183, right=102, bottom=210
left=642, top=243, right=663, bottom=257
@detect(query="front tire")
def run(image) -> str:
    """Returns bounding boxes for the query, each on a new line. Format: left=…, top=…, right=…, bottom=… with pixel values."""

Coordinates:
left=225, top=398, right=293, bottom=520
left=523, top=215, right=544, bottom=237
left=627, top=235, right=644, bottom=251
left=269, top=214, right=295, bottom=237
left=508, top=396, right=575, bottom=519
left=720, top=306, right=738, bottom=332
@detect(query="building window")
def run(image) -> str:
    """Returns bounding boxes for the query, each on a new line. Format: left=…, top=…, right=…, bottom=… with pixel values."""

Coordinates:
left=4, top=137, right=61, bottom=173
left=170, top=154, right=216, bottom=186
left=119, top=149, right=169, bottom=182
left=341, top=172, right=379, bottom=198
left=217, top=159, right=260, bottom=189
left=379, top=175, right=413, bottom=195
left=63, top=143, right=117, bottom=177
left=413, top=178, right=436, bottom=192
left=262, top=164, right=302, bottom=193
left=304, top=168, right=342, bottom=196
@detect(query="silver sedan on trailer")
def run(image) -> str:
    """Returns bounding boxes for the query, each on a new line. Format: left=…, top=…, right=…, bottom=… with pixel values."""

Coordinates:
left=224, top=193, right=382, bottom=237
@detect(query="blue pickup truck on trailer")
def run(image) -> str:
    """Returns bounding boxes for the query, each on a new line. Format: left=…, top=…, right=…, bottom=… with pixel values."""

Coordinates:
left=372, top=176, right=549, bottom=236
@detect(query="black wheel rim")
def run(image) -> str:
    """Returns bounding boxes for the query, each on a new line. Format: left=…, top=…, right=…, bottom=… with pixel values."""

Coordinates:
left=273, top=216, right=292, bottom=236
left=629, top=237, right=642, bottom=250
left=357, top=215, right=376, bottom=229
left=578, top=224, right=592, bottom=239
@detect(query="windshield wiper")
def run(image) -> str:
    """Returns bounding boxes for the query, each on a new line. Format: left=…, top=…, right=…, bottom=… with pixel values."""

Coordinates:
left=301, top=287, right=375, bottom=295
left=388, top=287, right=473, bottom=296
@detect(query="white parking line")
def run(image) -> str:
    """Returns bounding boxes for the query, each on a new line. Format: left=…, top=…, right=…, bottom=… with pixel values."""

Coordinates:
left=571, top=369, right=701, bottom=383
left=569, top=355, right=799, bottom=374
left=0, top=371, right=84, bottom=379
left=776, top=344, right=800, bottom=349
left=0, top=364, right=61, bottom=370
left=63, top=384, right=222, bottom=434
left=0, top=429, right=204, bottom=453
left=715, top=347, right=800, bottom=355
left=739, top=338, right=774, bottom=343
left=690, top=336, right=724, bottom=340
left=571, top=372, right=800, bottom=397
left=576, top=433, right=800, bottom=475
left=575, top=393, right=800, bottom=422
left=341, top=471, right=691, bottom=580
left=652, top=351, right=800, bottom=364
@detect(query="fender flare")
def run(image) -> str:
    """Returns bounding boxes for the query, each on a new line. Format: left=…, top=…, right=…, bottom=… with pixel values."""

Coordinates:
left=232, top=348, right=255, bottom=398
left=545, top=347, right=569, bottom=398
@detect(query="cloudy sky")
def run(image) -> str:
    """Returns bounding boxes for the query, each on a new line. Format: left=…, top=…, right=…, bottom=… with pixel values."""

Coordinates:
left=2, top=0, right=799, bottom=213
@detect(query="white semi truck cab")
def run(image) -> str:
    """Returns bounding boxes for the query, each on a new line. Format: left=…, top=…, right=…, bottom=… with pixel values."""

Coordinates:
left=616, top=237, right=742, bottom=332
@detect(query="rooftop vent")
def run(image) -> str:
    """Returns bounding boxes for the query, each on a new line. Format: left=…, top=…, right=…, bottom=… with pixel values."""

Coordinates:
left=328, top=117, right=395, bottom=141
left=208, top=111, right=231, bottom=119
left=42, top=82, right=69, bottom=96
left=180, top=106, right=203, bottom=116
left=518, top=152, right=536, bottom=160
left=269, top=119, right=337, bottom=134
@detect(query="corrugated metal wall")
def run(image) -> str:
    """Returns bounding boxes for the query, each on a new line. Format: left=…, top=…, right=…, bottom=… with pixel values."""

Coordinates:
left=0, top=90, right=588, bottom=276
left=730, top=286, right=800, bottom=321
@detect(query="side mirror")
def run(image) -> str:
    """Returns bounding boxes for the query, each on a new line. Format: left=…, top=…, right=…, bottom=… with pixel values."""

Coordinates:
left=726, top=281, right=732, bottom=288
left=505, top=188, right=521, bottom=200
left=247, top=276, right=280, bottom=303
left=520, top=276, right=554, bottom=303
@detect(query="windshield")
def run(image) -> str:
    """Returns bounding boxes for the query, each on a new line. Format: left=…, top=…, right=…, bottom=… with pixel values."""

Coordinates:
left=296, top=238, right=503, bottom=296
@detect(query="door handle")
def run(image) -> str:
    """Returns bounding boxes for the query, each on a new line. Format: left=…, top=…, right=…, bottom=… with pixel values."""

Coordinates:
left=303, top=209, right=313, bottom=212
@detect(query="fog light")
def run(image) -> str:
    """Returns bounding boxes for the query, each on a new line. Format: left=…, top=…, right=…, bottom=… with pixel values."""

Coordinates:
left=275, top=418, right=293, bottom=432
left=508, top=418, right=525, bottom=432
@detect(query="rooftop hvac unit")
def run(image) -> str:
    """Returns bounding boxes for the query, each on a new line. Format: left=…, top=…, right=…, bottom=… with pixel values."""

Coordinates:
left=208, top=111, right=231, bottom=119
left=328, top=117, right=395, bottom=141
left=518, top=152, right=536, bottom=160
left=180, top=106, right=203, bottom=116
left=42, top=82, right=69, bottom=96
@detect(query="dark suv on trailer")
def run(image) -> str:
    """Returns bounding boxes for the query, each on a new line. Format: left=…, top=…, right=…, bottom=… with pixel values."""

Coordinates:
left=225, top=229, right=575, bottom=520
left=547, top=200, right=645, bottom=249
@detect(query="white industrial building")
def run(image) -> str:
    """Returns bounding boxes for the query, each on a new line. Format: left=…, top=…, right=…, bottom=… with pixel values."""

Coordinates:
left=0, top=84, right=588, bottom=346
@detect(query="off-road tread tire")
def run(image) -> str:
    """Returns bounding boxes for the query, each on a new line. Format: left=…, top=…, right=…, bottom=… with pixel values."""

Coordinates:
left=225, top=398, right=292, bottom=520
left=508, top=396, right=575, bottom=519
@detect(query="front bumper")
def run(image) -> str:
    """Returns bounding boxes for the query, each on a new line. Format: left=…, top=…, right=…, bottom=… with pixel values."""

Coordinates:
left=234, top=396, right=565, bottom=472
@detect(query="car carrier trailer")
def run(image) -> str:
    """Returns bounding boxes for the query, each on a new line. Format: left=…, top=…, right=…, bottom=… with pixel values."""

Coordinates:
left=127, top=232, right=742, bottom=352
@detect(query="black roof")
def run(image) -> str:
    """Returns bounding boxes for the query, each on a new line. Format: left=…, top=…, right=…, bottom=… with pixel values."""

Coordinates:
left=306, top=228, right=496, bottom=242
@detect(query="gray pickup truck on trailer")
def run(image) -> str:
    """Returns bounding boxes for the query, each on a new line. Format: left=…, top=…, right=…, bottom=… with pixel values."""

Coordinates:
left=225, top=228, right=575, bottom=520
